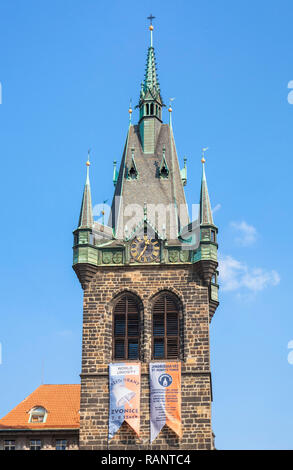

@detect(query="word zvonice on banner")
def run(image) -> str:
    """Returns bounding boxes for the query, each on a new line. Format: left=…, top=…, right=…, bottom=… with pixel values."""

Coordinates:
left=149, top=362, right=182, bottom=442
left=108, top=362, right=141, bottom=440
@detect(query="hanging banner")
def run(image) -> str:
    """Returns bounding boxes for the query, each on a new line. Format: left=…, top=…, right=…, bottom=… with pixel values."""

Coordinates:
left=149, top=362, right=182, bottom=442
left=108, top=362, right=141, bottom=440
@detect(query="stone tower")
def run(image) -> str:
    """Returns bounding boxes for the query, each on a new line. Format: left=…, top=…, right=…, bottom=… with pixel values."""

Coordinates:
left=73, top=22, right=219, bottom=450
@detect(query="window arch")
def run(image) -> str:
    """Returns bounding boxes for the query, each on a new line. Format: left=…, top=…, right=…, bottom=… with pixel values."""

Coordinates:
left=152, top=292, right=180, bottom=359
left=113, top=293, right=140, bottom=360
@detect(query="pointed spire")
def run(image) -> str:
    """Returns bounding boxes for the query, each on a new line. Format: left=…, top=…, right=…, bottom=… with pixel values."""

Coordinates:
left=144, top=46, right=160, bottom=95
left=139, top=17, right=163, bottom=105
left=78, top=152, right=93, bottom=228
left=138, top=18, right=163, bottom=151
left=200, top=149, right=214, bottom=225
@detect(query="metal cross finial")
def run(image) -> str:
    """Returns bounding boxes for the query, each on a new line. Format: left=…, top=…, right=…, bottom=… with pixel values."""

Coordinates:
left=147, top=14, right=155, bottom=25
left=201, top=147, right=208, bottom=164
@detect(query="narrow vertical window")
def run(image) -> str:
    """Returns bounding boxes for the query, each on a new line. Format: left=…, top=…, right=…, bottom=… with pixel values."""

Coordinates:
left=113, top=294, right=140, bottom=360
left=152, top=293, right=180, bottom=359
left=150, top=103, right=154, bottom=115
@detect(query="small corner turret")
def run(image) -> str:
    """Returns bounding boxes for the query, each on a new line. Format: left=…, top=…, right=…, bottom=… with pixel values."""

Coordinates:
left=192, top=149, right=219, bottom=319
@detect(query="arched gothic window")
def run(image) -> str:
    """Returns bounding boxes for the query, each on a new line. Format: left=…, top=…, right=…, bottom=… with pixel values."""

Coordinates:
left=152, top=293, right=180, bottom=359
left=113, top=294, right=140, bottom=360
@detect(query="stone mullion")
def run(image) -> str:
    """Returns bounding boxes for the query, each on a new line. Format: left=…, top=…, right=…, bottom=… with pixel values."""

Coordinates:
left=180, top=301, right=185, bottom=362
left=144, top=300, right=152, bottom=363
left=105, top=299, right=112, bottom=364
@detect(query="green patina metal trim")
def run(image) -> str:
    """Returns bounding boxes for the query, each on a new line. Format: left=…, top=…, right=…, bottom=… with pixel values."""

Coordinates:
left=166, top=247, right=190, bottom=264
left=113, top=160, right=118, bottom=186
left=101, top=248, right=124, bottom=265
left=191, top=242, right=218, bottom=263
left=73, top=246, right=98, bottom=266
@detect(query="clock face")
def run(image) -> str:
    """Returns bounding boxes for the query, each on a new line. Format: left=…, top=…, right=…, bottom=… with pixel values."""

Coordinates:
left=130, top=236, right=160, bottom=263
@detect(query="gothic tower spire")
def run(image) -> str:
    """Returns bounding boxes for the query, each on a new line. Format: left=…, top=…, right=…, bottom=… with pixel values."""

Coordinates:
left=200, top=150, right=214, bottom=225
left=193, top=149, right=219, bottom=291
left=138, top=19, right=164, bottom=153
left=78, top=153, right=93, bottom=228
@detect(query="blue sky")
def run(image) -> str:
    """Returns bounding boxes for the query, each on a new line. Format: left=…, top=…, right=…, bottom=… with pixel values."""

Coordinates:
left=0, top=0, right=293, bottom=450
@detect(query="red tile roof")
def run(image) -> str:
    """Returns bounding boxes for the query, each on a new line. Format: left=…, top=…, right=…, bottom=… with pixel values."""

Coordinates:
left=0, top=385, right=80, bottom=430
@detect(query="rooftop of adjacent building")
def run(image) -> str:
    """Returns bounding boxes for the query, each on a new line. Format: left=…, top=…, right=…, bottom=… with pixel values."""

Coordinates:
left=0, top=384, right=80, bottom=430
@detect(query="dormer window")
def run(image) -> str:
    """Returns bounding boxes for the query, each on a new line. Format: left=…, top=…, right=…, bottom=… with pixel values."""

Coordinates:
left=127, top=150, right=138, bottom=180
left=129, top=166, right=137, bottom=179
left=159, top=146, right=169, bottom=179
left=28, top=406, right=47, bottom=423
left=160, top=166, right=168, bottom=178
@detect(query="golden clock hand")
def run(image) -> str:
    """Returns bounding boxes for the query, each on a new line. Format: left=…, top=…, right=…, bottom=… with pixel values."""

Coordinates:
left=137, top=239, right=150, bottom=260
left=137, top=244, right=147, bottom=260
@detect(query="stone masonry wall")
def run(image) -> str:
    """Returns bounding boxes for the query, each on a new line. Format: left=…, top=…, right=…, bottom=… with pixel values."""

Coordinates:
left=80, top=265, right=213, bottom=450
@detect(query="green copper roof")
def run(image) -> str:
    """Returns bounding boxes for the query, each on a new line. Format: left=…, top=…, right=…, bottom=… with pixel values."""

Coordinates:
left=200, top=162, right=214, bottom=225
left=139, top=46, right=163, bottom=104
left=78, top=162, right=93, bottom=228
left=145, top=47, right=160, bottom=92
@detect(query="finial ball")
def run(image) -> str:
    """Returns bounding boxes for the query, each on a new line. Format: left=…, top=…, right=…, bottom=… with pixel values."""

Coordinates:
left=86, top=160, right=90, bottom=167
left=149, top=25, right=154, bottom=31
left=201, top=157, right=206, bottom=164
left=128, top=108, right=133, bottom=114
left=168, top=106, right=172, bottom=112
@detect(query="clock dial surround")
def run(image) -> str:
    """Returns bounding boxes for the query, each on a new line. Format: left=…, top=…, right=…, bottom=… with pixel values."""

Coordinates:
left=130, top=236, right=160, bottom=263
